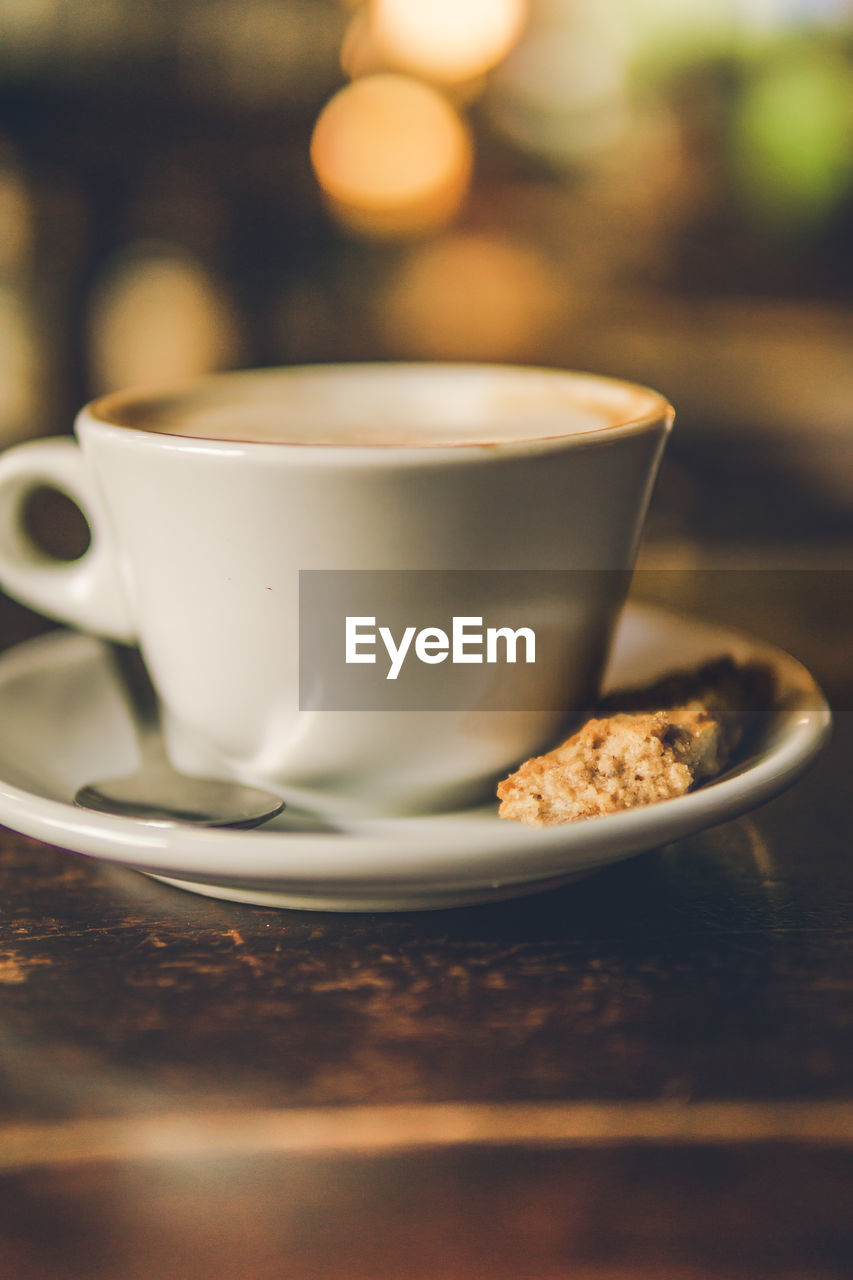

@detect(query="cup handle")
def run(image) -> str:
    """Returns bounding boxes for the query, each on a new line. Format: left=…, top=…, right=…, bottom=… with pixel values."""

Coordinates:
left=0, top=436, right=136, bottom=641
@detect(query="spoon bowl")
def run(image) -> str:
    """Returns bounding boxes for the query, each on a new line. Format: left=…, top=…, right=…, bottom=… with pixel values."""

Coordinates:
left=75, top=770, right=285, bottom=828
left=74, top=644, right=285, bottom=829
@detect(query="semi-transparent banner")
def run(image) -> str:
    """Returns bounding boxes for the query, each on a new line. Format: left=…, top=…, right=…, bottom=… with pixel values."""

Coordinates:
left=299, top=569, right=631, bottom=711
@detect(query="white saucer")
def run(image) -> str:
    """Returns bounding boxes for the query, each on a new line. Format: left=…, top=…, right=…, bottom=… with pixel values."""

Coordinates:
left=0, top=604, right=831, bottom=911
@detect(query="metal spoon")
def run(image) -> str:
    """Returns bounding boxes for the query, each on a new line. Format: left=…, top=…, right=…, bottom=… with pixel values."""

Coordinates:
left=75, top=643, right=285, bottom=828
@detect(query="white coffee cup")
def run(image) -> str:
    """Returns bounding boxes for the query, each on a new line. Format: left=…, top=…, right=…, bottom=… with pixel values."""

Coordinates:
left=0, top=364, right=673, bottom=815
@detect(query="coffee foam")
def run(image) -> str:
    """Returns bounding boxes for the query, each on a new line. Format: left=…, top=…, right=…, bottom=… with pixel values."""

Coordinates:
left=92, top=366, right=667, bottom=447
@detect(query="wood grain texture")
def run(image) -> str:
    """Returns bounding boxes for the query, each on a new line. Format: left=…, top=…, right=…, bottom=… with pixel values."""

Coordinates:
left=1, top=757, right=852, bottom=1123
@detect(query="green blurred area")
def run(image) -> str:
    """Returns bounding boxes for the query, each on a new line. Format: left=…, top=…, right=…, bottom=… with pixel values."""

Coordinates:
left=732, top=40, right=853, bottom=233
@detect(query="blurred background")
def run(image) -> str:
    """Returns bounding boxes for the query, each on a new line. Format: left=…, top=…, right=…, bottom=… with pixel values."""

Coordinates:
left=1, top=0, right=852, bottom=568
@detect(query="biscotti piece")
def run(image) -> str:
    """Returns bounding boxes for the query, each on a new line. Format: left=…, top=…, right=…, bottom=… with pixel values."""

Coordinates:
left=497, top=658, right=771, bottom=828
left=599, top=657, right=773, bottom=760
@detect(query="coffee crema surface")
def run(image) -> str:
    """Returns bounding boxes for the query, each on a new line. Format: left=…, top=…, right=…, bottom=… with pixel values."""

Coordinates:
left=90, top=365, right=668, bottom=447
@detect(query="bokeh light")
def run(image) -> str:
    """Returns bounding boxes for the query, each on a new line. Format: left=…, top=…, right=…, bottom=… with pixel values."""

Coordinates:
left=375, top=232, right=563, bottom=360
left=370, top=0, right=529, bottom=84
left=488, top=3, right=631, bottom=165
left=87, top=248, right=241, bottom=393
left=310, top=73, right=472, bottom=237
left=0, top=153, right=33, bottom=273
left=0, top=286, right=39, bottom=445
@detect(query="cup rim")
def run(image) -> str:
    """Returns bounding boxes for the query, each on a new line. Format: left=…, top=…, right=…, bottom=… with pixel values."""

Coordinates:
left=82, top=362, right=674, bottom=461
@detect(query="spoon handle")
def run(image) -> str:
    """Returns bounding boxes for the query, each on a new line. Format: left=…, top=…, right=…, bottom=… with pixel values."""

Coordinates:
left=108, top=642, right=170, bottom=761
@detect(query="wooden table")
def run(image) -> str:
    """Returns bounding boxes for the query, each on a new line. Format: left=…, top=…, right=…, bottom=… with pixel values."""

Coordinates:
left=0, top=567, right=851, bottom=1279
